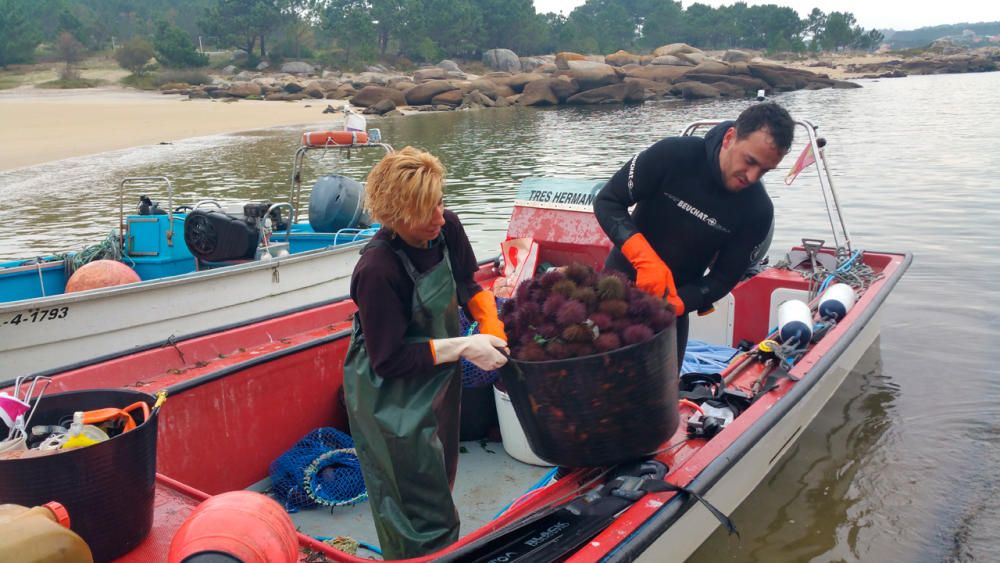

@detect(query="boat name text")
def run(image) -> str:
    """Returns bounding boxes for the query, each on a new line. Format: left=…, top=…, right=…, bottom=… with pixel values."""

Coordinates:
left=526, top=189, right=596, bottom=207
left=2, top=307, right=69, bottom=326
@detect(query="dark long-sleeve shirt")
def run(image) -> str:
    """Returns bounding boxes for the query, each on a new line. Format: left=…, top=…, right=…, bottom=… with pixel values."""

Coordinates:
left=594, top=122, right=773, bottom=313
left=349, top=209, right=482, bottom=379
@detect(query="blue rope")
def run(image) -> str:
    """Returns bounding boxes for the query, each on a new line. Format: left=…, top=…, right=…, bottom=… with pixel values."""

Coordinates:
left=818, top=250, right=862, bottom=293
left=681, top=339, right=738, bottom=375
left=493, top=466, right=559, bottom=519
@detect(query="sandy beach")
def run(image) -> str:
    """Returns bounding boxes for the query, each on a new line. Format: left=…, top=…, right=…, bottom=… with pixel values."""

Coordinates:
left=778, top=53, right=899, bottom=80
left=0, top=87, right=348, bottom=172
left=0, top=52, right=896, bottom=173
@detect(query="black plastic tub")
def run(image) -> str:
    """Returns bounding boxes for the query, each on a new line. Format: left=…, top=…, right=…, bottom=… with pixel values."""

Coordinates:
left=500, top=327, right=679, bottom=467
left=0, top=388, right=158, bottom=562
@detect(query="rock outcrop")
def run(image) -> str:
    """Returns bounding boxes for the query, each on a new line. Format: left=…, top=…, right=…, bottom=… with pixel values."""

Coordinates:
left=483, top=49, right=522, bottom=73
left=164, top=42, right=931, bottom=114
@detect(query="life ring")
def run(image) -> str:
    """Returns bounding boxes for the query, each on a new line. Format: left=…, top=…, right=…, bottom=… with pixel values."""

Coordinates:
left=302, top=130, right=368, bottom=147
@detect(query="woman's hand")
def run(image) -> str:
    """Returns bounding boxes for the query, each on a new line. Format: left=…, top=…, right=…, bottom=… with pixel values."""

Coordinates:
left=431, top=334, right=509, bottom=370
left=461, top=334, right=509, bottom=370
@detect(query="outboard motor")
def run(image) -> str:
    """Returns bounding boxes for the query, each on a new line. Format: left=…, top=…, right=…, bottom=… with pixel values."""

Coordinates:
left=137, top=195, right=167, bottom=216
left=308, top=175, right=370, bottom=233
left=184, top=209, right=260, bottom=262
left=243, top=201, right=289, bottom=232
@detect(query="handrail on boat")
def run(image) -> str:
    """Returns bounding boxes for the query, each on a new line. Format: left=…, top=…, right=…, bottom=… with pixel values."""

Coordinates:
left=680, top=118, right=853, bottom=257
left=192, top=200, right=224, bottom=210
left=333, top=226, right=379, bottom=243
left=265, top=202, right=295, bottom=245
left=119, top=176, right=175, bottom=252
left=288, top=141, right=394, bottom=226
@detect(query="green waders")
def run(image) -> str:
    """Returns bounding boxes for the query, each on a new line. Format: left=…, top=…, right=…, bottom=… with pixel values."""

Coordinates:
left=343, top=238, right=462, bottom=560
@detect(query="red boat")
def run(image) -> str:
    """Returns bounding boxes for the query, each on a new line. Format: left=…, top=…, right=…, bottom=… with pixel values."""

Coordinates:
left=1, top=120, right=910, bottom=562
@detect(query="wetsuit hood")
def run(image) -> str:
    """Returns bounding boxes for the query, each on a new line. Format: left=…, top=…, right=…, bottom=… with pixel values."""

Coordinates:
left=704, top=120, right=735, bottom=191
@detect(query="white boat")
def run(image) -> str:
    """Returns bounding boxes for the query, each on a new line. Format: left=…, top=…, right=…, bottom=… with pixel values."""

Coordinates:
left=0, top=131, right=389, bottom=379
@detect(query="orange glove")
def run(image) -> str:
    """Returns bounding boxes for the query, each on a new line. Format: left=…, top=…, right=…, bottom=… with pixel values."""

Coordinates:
left=621, top=233, right=686, bottom=316
left=665, top=291, right=685, bottom=316
left=467, top=290, right=507, bottom=341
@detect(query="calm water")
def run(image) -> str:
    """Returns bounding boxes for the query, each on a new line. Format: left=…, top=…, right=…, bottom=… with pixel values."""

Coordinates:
left=2, top=72, right=999, bottom=561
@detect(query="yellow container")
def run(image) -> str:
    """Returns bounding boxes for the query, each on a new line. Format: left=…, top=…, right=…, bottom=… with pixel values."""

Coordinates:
left=0, top=502, right=93, bottom=563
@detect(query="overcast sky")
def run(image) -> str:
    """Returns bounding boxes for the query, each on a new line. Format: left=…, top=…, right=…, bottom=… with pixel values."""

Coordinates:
left=532, top=0, right=999, bottom=31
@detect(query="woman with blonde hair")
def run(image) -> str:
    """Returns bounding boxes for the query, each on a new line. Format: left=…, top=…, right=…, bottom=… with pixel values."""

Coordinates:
left=343, top=146, right=508, bottom=559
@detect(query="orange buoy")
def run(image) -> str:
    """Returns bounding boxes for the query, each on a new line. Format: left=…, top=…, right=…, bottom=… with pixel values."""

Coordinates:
left=302, top=130, right=368, bottom=147
left=65, top=260, right=141, bottom=293
left=167, top=491, right=298, bottom=563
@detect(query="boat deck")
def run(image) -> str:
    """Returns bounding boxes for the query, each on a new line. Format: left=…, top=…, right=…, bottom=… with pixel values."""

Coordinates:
left=250, top=440, right=551, bottom=559
left=123, top=441, right=550, bottom=562
left=9, top=246, right=912, bottom=563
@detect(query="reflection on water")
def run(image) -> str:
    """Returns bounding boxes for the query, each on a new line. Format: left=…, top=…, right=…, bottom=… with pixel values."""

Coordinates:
left=689, top=341, right=900, bottom=562
left=2, top=72, right=999, bottom=561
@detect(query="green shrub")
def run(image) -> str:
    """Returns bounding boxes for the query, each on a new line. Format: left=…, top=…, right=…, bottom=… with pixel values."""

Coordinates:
left=153, top=20, right=208, bottom=68
left=37, top=77, right=102, bottom=89
left=246, top=53, right=262, bottom=70
left=409, top=38, right=439, bottom=64
left=268, top=41, right=314, bottom=64
left=115, top=37, right=155, bottom=76
left=120, top=73, right=159, bottom=90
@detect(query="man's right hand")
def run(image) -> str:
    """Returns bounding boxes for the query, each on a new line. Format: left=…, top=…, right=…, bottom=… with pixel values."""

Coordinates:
left=621, top=233, right=674, bottom=296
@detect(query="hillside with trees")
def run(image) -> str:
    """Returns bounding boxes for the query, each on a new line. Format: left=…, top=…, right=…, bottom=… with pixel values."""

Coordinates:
left=886, top=22, right=1000, bottom=49
left=2, top=0, right=888, bottom=69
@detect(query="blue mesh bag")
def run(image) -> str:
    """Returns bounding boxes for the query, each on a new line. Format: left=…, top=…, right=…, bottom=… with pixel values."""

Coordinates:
left=268, top=427, right=367, bottom=512
left=457, top=297, right=507, bottom=388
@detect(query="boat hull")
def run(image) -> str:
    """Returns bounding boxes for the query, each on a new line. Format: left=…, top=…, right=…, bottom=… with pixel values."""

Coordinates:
left=635, top=308, right=883, bottom=562
left=2, top=172, right=913, bottom=562
left=0, top=242, right=364, bottom=379
left=4, top=249, right=910, bottom=563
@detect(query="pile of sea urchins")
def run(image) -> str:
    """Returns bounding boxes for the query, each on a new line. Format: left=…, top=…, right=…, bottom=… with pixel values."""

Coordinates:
left=500, top=263, right=676, bottom=362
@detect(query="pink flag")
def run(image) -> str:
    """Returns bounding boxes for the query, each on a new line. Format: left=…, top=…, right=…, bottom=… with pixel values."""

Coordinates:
left=784, top=143, right=816, bottom=185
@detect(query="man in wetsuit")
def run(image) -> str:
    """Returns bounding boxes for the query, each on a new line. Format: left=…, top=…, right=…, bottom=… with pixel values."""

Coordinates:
left=594, top=102, right=795, bottom=361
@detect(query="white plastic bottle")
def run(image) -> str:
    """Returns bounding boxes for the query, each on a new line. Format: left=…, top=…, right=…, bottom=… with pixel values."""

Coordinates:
left=60, top=412, right=109, bottom=450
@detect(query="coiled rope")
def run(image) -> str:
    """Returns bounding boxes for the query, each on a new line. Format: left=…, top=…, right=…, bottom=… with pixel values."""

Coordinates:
left=681, top=339, right=739, bottom=375
left=776, top=248, right=883, bottom=298
left=62, top=231, right=129, bottom=277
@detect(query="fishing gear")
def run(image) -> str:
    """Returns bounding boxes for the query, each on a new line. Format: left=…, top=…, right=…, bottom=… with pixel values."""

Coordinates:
left=437, top=460, right=737, bottom=563
left=0, top=376, right=51, bottom=452
left=679, top=372, right=752, bottom=440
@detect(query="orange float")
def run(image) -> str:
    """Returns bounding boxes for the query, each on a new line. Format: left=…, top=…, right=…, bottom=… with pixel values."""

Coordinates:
left=302, top=130, right=369, bottom=146
left=65, top=260, right=141, bottom=293
left=168, top=491, right=298, bottom=563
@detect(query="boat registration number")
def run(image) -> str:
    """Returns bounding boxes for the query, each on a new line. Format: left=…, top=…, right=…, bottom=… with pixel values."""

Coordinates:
left=2, top=307, right=69, bottom=326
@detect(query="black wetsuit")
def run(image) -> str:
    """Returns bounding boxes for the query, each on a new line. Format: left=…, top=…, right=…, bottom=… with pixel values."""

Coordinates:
left=594, top=121, right=773, bottom=358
